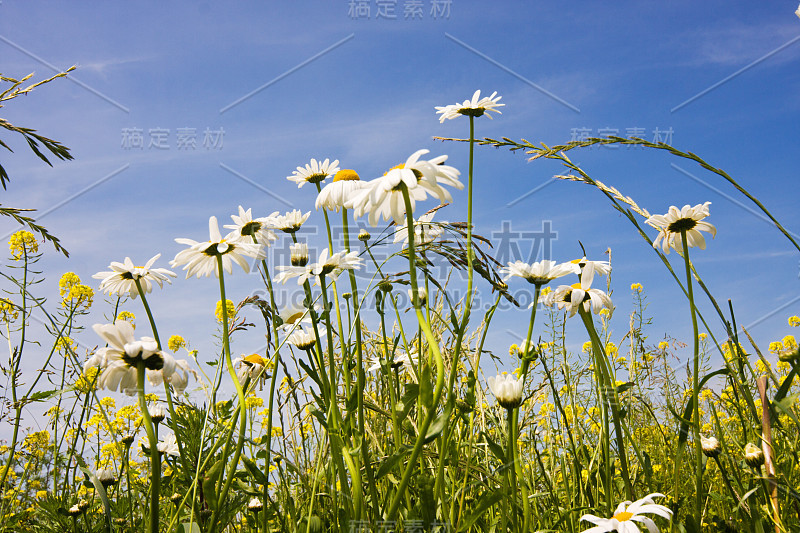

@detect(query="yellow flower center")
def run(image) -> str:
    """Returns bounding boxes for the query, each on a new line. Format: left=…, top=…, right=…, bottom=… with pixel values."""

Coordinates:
left=285, top=312, right=304, bottom=324
left=613, top=511, right=633, bottom=521
left=244, top=354, right=266, bottom=366
left=333, top=169, right=360, bottom=182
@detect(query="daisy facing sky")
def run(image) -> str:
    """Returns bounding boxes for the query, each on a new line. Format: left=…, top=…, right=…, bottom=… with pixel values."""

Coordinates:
left=435, top=90, right=504, bottom=122
left=93, top=254, right=176, bottom=299
left=171, top=216, right=266, bottom=278
left=645, top=202, right=717, bottom=255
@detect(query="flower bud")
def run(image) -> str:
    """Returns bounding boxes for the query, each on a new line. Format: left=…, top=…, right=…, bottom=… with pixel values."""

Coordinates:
left=290, top=243, right=309, bottom=267
left=358, top=229, right=371, bottom=242
left=248, top=497, right=263, bottom=512
left=149, top=404, right=166, bottom=424
left=744, top=442, right=764, bottom=468
left=378, top=279, right=393, bottom=293
left=701, top=435, right=721, bottom=458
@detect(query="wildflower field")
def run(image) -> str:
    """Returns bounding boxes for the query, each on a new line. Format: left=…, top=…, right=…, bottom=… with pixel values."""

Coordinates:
left=1, top=75, right=799, bottom=533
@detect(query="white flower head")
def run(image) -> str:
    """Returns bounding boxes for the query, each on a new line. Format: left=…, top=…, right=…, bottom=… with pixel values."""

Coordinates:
left=486, top=372, right=524, bottom=409
left=223, top=206, right=278, bottom=246
left=580, top=493, right=672, bottom=533
left=157, top=433, right=180, bottom=457
left=500, top=259, right=579, bottom=285
left=248, top=497, right=264, bottom=511
left=148, top=359, right=196, bottom=395
left=645, top=202, right=716, bottom=255
left=547, top=277, right=614, bottom=318
left=277, top=301, right=313, bottom=330
left=316, top=170, right=369, bottom=212
left=346, top=150, right=460, bottom=227
left=435, top=90, right=504, bottom=122
left=290, top=242, right=309, bottom=266
left=287, top=158, right=340, bottom=188
left=86, top=321, right=176, bottom=396
left=233, top=353, right=269, bottom=390
left=273, top=210, right=310, bottom=234
left=171, top=216, right=266, bottom=278
left=394, top=211, right=445, bottom=246
left=368, top=351, right=418, bottom=374
left=93, top=254, right=176, bottom=299
left=286, top=326, right=321, bottom=351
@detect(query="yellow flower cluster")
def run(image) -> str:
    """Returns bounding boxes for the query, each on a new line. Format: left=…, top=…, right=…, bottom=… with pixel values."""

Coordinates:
left=0, top=298, right=18, bottom=323
left=74, top=367, right=99, bottom=393
left=630, top=283, right=643, bottom=292
left=116, top=311, right=136, bottom=327
left=59, top=272, right=93, bottom=310
left=789, top=315, right=800, bottom=327
left=55, top=336, right=74, bottom=355
left=215, top=299, right=236, bottom=323
left=8, top=230, right=38, bottom=259
left=168, top=335, right=186, bottom=352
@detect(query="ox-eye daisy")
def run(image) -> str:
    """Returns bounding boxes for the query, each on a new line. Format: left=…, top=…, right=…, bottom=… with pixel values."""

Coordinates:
left=435, top=90, right=504, bottom=122
left=171, top=216, right=266, bottom=278
left=93, top=254, right=176, bottom=298
left=645, top=202, right=716, bottom=255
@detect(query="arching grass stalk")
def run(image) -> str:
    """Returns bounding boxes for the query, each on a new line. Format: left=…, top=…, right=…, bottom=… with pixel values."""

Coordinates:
left=385, top=183, right=446, bottom=523
left=208, top=254, right=248, bottom=533
left=679, top=230, right=704, bottom=525
left=136, top=359, right=160, bottom=533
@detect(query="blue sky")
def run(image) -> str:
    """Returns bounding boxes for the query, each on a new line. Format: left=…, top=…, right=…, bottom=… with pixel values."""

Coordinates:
left=1, top=1, right=799, bottom=415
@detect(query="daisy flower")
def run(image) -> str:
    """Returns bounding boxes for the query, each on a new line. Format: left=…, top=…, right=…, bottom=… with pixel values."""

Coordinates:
left=394, top=211, right=445, bottom=246
left=286, top=326, right=320, bottom=351
left=572, top=257, right=611, bottom=287
left=223, top=205, right=278, bottom=246
left=347, top=150, right=461, bottom=227
left=148, top=358, right=196, bottom=395
left=274, top=249, right=363, bottom=285
left=273, top=210, right=311, bottom=234
left=580, top=493, right=672, bottom=533
left=645, top=202, right=716, bottom=255
left=315, top=169, right=369, bottom=212
left=84, top=321, right=176, bottom=396
left=93, top=254, right=176, bottom=299
left=546, top=277, right=614, bottom=318
left=277, top=301, right=314, bottom=330
left=500, top=259, right=578, bottom=285
left=233, top=353, right=270, bottom=389
left=367, top=351, right=418, bottom=374
left=435, top=90, right=504, bottom=122
left=171, top=216, right=266, bottom=278
left=287, top=158, right=340, bottom=188
left=487, top=372, right=524, bottom=409
left=157, top=433, right=180, bottom=457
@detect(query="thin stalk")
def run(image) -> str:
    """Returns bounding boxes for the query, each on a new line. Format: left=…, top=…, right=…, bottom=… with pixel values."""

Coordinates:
left=137, top=360, right=161, bottom=533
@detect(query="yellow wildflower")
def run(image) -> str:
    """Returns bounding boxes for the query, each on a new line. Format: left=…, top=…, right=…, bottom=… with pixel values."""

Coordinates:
left=215, top=299, right=236, bottom=323
left=508, top=343, right=519, bottom=356
left=8, top=230, right=38, bottom=259
left=55, top=336, right=74, bottom=355
left=75, top=367, right=99, bottom=393
left=36, top=490, right=47, bottom=499
left=582, top=341, right=592, bottom=353
left=168, top=335, right=186, bottom=352
left=658, top=341, right=669, bottom=351
left=0, top=298, right=18, bottom=323
left=769, top=341, right=784, bottom=354
left=630, top=283, right=643, bottom=292
left=698, top=333, right=707, bottom=341
left=789, top=316, right=800, bottom=327
left=116, top=311, right=136, bottom=328
left=605, top=342, right=618, bottom=357
left=782, top=335, right=797, bottom=351
left=756, top=359, right=771, bottom=374
left=245, top=394, right=264, bottom=410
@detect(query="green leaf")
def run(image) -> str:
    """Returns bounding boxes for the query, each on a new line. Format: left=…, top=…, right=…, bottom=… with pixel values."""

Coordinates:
left=481, top=431, right=505, bottom=463
left=423, top=407, right=450, bottom=444
left=460, top=490, right=504, bottom=531
left=178, top=522, right=201, bottom=533
left=242, top=456, right=268, bottom=486
left=26, top=389, right=62, bottom=403
left=375, top=449, right=409, bottom=480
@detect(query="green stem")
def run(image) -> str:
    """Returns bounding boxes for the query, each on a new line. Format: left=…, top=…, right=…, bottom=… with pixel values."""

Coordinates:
left=680, top=230, right=703, bottom=524
left=385, top=184, right=446, bottom=522
left=137, top=360, right=160, bottom=533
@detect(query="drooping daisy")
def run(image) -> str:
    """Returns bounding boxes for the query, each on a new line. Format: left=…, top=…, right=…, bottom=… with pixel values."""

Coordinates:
left=500, top=259, right=578, bottom=285
left=394, top=211, right=445, bottom=246
left=93, top=254, right=176, bottom=299
left=277, top=301, right=313, bottom=330
left=315, top=169, right=369, bottom=212
left=287, top=158, right=340, bottom=188
left=400, top=149, right=463, bottom=203
left=546, top=277, right=614, bottom=318
left=580, top=493, right=672, bottom=533
left=286, top=326, right=320, bottom=351
left=572, top=257, right=611, bottom=288
left=171, top=216, right=266, bottom=278
left=367, top=351, right=418, bottom=374
left=84, top=321, right=176, bottom=396
left=223, top=205, right=278, bottom=246
left=148, top=358, right=196, bottom=395
left=233, top=353, right=270, bottom=389
left=486, top=372, right=524, bottom=409
left=645, top=202, right=716, bottom=255
left=157, top=433, right=180, bottom=457
left=310, top=249, right=363, bottom=279
left=273, top=210, right=311, bottom=234
left=435, top=90, right=504, bottom=122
